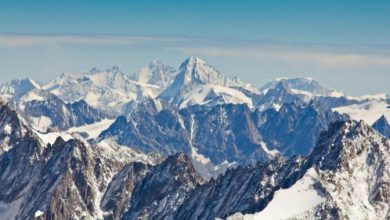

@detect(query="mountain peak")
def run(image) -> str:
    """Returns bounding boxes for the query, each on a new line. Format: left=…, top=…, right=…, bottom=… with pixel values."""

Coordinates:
left=181, top=56, right=206, bottom=66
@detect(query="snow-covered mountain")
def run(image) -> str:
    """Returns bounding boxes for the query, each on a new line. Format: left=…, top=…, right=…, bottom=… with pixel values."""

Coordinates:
left=176, top=120, right=390, bottom=220
left=98, top=101, right=344, bottom=176
left=261, top=77, right=344, bottom=98
left=7, top=89, right=108, bottom=132
left=130, top=60, right=177, bottom=91
left=43, top=66, right=161, bottom=116
left=158, top=56, right=259, bottom=108
left=0, top=78, right=41, bottom=102
left=0, top=102, right=162, bottom=219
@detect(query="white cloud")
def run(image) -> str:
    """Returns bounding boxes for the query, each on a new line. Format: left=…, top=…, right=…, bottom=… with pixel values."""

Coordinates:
left=0, top=33, right=185, bottom=47
left=1, top=33, right=389, bottom=69
left=174, top=46, right=390, bottom=69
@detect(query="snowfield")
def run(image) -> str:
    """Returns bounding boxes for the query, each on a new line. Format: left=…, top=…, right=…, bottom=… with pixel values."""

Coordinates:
left=226, top=168, right=325, bottom=220
left=333, top=100, right=390, bottom=125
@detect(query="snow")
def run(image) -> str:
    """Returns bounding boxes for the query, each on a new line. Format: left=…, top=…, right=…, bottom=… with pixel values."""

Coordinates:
left=19, top=90, right=45, bottom=102
left=227, top=168, right=325, bottom=220
left=3, top=124, right=11, bottom=135
left=333, top=100, right=390, bottom=125
left=179, top=84, right=253, bottom=109
left=32, top=130, right=73, bottom=145
left=290, top=88, right=314, bottom=97
left=348, top=93, right=388, bottom=101
left=34, top=210, right=44, bottom=218
left=271, top=103, right=281, bottom=111
left=85, top=92, right=100, bottom=107
left=259, top=142, right=279, bottom=157
left=66, top=119, right=115, bottom=139
left=329, top=90, right=344, bottom=98
left=29, top=116, right=53, bottom=133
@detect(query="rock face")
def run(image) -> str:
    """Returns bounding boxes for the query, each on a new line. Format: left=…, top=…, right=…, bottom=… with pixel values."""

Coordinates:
left=255, top=101, right=348, bottom=156
left=0, top=102, right=159, bottom=219
left=372, top=115, right=390, bottom=138
left=99, top=104, right=273, bottom=165
left=0, top=101, right=26, bottom=154
left=122, top=153, right=204, bottom=220
left=99, top=101, right=345, bottom=165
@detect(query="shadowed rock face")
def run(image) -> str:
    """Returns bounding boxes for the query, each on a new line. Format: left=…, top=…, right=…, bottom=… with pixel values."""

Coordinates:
left=372, top=115, right=390, bottom=138
left=122, top=153, right=204, bottom=219
left=255, top=101, right=348, bottom=156
left=100, top=162, right=151, bottom=220
left=0, top=103, right=134, bottom=219
left=99, top=101, right=346, bottom=165
left=0, top=101, right=26, bottom=155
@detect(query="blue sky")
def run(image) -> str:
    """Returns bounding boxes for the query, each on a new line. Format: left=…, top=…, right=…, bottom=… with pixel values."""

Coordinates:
left=0, top=0, right=390, bottom=95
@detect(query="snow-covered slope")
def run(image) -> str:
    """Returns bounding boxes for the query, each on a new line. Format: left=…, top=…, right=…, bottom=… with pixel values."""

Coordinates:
left=333, top=99, right=390, bottom=125
left=158, top=56, right=259, bottom=108
left=227, top=168, right=325, bottom=220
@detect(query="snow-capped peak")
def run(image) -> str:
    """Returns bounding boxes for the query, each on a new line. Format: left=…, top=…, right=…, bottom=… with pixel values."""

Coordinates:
left=159, top=56, right=257, bottom=103
left=0, top=78, right=41, bottom=101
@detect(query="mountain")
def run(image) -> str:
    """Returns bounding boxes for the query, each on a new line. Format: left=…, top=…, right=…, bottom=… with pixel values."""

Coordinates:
left=372, top=115, right=390, bottom=138
left=121, top=153, right=204, bottom=219
left=43, top=66, right=161, bottom=116
left=0, top=101, right=26, bottom=155
left=99, top=101, right=344, bottom=170
left=9, top=89, right=108, bottom=132
left=256, top=81, right=306, bottom=111
left=255, top=101, right=348, bottom=156
left=261, top=77, right=343, bottom=98
left=175, top=120, right=390, bottom=219
left=130, top=60, right=177, bottom=91
left=0, top=78, right=41, bottom=102
left=98, top=104, right=276, bottom=168
left=1, top=92, right=390, bottom=219
left=158, top=56, right=259, bottom=108
left=0, top=102, right=161, bottom=219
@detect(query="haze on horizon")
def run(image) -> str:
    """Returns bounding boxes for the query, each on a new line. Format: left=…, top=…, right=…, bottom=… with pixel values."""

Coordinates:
left=0, top=0, right=389, bottom=96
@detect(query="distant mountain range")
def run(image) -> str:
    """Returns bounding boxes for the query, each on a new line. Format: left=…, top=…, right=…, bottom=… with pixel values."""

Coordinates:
left=0, top=56, right=389, bottom=219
